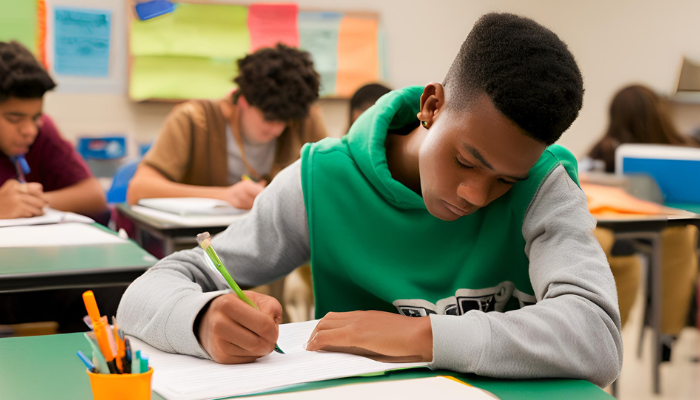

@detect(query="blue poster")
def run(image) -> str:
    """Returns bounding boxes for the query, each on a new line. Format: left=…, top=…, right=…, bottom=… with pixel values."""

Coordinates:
left=54, top=7, right=111, bottom=77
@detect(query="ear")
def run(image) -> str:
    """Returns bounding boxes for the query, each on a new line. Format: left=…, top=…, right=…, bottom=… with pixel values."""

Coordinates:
left=417, top=83, right=445, bottom=129
left=237, top=95, right=249, bottom=109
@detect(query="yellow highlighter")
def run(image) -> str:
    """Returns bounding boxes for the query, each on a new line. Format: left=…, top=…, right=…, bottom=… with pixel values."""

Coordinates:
left=83, top=291, right=120, bottom=374
left=241, top=174, right=254, bottom=182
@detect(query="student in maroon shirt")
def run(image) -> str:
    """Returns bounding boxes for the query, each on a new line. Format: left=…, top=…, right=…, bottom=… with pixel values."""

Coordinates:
left=0, top=41, right=106, bottom=219
left=0, top=41, right=114, bottom=333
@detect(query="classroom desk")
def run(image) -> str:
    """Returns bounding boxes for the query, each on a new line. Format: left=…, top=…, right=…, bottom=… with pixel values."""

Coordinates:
left=0, top=224, right=157, bottom=293
left=116, top=204, right=232, bottom=256
left=595, top=212, right=700, bottom=395
left=0, top=332, right=614, bottom=400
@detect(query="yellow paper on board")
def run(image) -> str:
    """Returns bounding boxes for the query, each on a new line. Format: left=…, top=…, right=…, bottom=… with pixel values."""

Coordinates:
left=130, top=56, right=236, bottom=100
left=131, top=3, right=249, bottom=59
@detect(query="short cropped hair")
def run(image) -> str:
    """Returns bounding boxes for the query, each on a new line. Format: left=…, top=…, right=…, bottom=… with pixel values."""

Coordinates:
left=0, top=41, right=56, bottom=103
left=233, top=44, right=320, bottom=121
left=443, top=13, right=584, bottom=145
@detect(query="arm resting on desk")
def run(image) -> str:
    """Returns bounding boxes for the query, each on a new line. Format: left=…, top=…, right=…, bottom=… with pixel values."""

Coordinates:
left=45, top=177, right=107, bottom=216
left=430, top=166, right=623, bottom=388
left=117, top=161, right=311, bottom=358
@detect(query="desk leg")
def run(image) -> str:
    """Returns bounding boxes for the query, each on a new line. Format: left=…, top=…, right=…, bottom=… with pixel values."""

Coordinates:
left=650, top=233, right=662, bottom=395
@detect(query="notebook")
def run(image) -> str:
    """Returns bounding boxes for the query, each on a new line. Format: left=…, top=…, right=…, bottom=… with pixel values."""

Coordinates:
left=138, top=198, right=246, bottom=216
left=0, top=208, right=94, bottom=228
left=130, top=320, right=431, bottom=400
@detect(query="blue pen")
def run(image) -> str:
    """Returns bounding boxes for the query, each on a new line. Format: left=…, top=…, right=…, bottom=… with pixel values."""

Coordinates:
left=77, top=351, right=95, bottom=372
left=9, top=154, right=30, bottom=183
left=124, top=338, right=132, bottom=373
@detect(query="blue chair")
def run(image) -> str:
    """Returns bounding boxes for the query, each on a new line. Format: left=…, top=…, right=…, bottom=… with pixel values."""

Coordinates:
left=106, top=159, right=140, bottom=204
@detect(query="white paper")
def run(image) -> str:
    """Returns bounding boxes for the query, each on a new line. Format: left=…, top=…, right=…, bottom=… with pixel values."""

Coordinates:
left=138, top=198, right=246, bottom=216
left=0, top=223, right=125, bottom=247
left=130, top=205, right=246, bottom=227
left=255, top=376, right=498, bottom=400
left=130, top=320, right=430, bottom=400
left=0, top=208, right=94, bottom=228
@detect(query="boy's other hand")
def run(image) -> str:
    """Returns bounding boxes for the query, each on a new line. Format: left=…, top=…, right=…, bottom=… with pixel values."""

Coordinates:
left=198, top=291, right=282, bottom=364
left=305, top=311, right=434, bottom=363
left=0, top=180, right=47, bottom=219
left=224, top=179, right=267, bottom=210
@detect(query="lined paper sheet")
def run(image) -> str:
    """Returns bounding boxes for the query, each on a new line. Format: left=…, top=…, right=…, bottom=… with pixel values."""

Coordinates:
left=130, top=320, right=429, bottom=400
left=0, top=223, right=124, bottom=247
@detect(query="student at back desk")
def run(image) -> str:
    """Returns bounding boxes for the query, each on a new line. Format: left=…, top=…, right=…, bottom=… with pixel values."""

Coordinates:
left=586, top=84, right=699, bottom=360
left=118, top=14, right=622, bottom=387
left=126, top=44, right=327, bottom=209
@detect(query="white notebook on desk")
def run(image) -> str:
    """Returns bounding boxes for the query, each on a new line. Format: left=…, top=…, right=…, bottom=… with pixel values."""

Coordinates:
left=138, top=198, right=246, bottom=216
left=0, top=208, right=94, bottom=228
left=130, top=320, right=431, bottom=400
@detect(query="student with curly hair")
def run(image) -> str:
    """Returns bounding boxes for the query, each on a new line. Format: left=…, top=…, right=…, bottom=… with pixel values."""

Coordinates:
left=0, top=41, right=106, bottom=219
left=127, top=44, right=327, bottom=209
left=119, top=14, right=622, bottom=387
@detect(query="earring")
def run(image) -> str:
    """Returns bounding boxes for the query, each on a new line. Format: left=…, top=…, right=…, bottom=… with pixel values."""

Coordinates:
left=421, top=120, right=429, bottom=129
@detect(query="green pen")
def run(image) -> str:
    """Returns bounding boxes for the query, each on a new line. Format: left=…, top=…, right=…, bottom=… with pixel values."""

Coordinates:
left=197, top=232, right=285, bottom=354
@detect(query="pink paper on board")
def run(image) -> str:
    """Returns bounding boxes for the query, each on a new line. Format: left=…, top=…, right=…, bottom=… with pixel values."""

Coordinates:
left=247, top=3, right=299, bottom=51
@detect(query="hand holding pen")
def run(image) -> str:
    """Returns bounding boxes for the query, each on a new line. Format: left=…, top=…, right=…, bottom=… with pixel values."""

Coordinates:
left=195, top=232, right=285, bottom=364
left=0, top=179, right=46, bottom=219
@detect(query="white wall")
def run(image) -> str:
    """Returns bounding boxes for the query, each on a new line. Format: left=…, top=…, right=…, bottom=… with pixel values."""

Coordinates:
left=43, top=0, right=700, bottom=157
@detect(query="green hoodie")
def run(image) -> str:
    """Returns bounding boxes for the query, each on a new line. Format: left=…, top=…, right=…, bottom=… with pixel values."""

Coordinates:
left=301, top=86, right=579, bottom=318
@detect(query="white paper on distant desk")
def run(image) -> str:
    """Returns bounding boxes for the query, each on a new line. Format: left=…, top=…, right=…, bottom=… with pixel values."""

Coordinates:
left=138, top=198, right=246, bottom=216
left=130, top=205, right=246, bottom=227
left=130, top=320, right=430, bottom=400
left=0, top=208, right=94, bottom=228
left=0, top=223, right=125, bottom=247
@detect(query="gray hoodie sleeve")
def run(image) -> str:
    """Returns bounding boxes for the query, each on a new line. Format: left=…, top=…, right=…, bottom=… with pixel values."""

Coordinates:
left=116, top=160, right=310, bottom=359
left=429, top=165, right=623, bottom=387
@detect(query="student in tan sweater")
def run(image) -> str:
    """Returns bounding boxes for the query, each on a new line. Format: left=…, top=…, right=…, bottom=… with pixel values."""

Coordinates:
left=127, top=44, right=327, bottom=209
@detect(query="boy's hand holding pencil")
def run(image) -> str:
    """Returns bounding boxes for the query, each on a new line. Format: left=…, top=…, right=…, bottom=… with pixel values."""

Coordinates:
left=196, top=232, right=284, bottom=364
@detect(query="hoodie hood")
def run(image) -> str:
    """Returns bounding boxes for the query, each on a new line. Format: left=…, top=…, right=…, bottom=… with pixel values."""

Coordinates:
left=345, top=85, right=427, bottom=210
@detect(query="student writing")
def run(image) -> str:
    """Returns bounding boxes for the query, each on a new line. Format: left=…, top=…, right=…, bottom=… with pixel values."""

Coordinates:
left=0, top=41, right=106, bottom=219
left=118, top=14, right=622, bottom=387
left=127, top=44, right=327, bottom=209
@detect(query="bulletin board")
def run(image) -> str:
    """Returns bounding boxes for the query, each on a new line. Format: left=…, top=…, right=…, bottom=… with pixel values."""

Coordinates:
left=127, top=1, right=386, bottom=102
left=0, top=0, right=127, bottom=94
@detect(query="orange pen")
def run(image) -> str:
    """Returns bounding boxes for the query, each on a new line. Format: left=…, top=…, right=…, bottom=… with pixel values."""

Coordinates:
left=82, top=291, right=119, bottom=374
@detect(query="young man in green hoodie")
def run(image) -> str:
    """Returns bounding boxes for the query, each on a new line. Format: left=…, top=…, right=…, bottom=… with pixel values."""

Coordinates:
left=118, top=13, right=622, bottom=387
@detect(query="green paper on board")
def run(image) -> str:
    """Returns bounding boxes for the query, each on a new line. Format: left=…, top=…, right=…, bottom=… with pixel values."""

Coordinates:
left=0, top=0, right=37, bottom=53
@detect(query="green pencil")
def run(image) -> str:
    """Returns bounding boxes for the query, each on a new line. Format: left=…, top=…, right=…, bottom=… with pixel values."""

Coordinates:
left=197, top=232, right=284, bottom=354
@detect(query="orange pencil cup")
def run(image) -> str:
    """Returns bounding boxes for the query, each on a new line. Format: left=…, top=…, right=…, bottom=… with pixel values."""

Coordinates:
left=87, top=368, right=154, bottom=400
